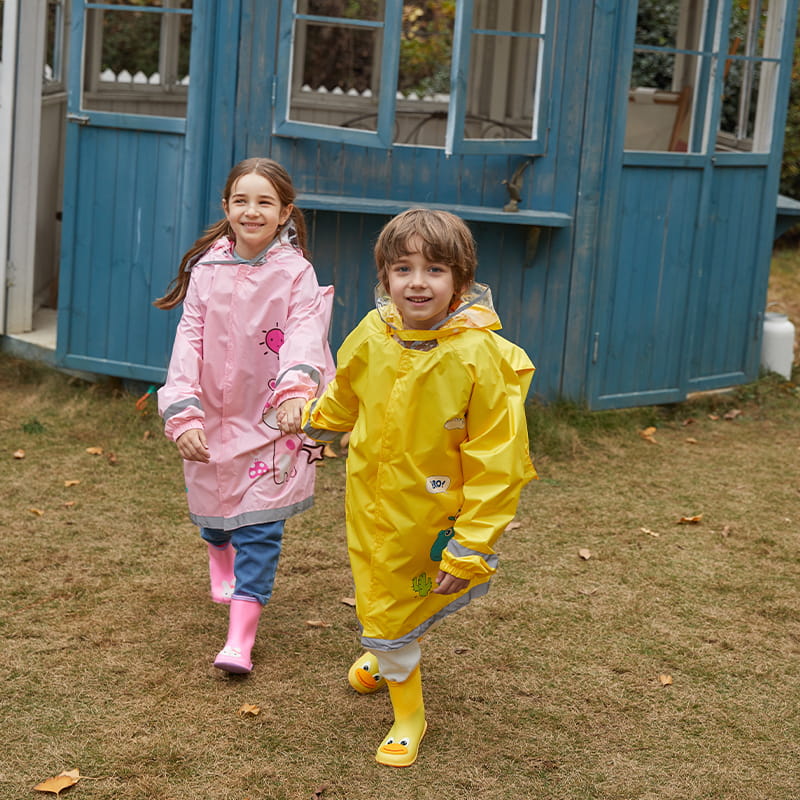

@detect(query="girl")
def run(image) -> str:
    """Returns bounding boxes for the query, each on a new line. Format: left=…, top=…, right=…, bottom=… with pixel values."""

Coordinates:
left=299, top=209, right=536, bottom=766
left=156, top=158, right=334, bottom=674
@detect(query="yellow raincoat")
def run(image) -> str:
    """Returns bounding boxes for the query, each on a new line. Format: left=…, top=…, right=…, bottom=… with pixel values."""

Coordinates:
left=303, top=283, right=536, bottom=651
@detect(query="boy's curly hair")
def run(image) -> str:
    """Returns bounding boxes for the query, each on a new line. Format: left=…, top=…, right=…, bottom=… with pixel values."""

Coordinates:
left=374, top=208, right=477, bottom=293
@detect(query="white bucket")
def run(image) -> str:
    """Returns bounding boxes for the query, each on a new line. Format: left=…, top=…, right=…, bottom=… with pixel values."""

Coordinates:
left=761, top=311, right=795, bottom=379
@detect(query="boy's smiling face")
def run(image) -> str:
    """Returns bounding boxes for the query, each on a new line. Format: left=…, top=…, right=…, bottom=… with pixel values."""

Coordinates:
left=386, top=237, right=458, bottom=330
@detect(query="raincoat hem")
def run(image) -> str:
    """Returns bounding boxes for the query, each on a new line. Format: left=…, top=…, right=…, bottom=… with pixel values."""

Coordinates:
left=189, top=497, right=313, bottom=531
left=359, top=581, right=490, bottom=651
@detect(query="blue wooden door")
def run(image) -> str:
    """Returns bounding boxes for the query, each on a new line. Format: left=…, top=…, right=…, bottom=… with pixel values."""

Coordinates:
left=57, top=0, right=193, bottom=381
left=586, top=0, right=798, bottom=409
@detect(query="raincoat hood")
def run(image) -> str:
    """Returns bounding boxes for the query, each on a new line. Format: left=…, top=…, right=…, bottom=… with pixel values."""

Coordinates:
left=375, top=282, right=502, bottom=343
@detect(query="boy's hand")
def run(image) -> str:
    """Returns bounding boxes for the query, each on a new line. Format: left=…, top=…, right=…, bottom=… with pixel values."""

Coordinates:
left=176, top=428, right=210, bottom=463
left=434, top=570, right=470, bottom=595
left=276, top=398, right=306, bottom=434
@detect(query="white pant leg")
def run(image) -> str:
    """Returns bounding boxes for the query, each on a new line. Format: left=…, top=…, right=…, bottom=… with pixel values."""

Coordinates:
left=375, top=640, right=422, bottom=683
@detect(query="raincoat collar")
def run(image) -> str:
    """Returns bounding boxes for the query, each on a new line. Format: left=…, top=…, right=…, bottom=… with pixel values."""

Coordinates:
left=375, top=281, right=502, bottom=344
left=186, top=222, right=300, bottom=271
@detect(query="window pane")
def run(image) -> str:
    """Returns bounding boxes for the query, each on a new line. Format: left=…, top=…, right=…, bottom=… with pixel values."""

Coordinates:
left=716, top=0, right=781, bottom=153
left=462, top=0, right=544, bottom=142
left=82, top=2, right=192, bottom=118
left=626, top=0, right=704, bottom=153
left=289, top=21, right=381, bottom=132
left=718, top=59, right=762, bottom=148
left=394, top=1, right=454, bottom=146
left=45, top=0, right=65, bottom=86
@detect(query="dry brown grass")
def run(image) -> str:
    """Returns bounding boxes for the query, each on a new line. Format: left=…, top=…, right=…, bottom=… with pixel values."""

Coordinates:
left=1, top=249, right=799, bottom=799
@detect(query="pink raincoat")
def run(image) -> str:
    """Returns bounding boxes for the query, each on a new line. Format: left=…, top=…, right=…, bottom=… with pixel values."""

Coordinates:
left=158, top=234, right=335, bottom=530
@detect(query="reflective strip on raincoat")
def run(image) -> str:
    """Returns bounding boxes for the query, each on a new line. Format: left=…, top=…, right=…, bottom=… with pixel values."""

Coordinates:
left=159, top=235, right=335, bottom=530
left=303, top=283, right=535, bottom=650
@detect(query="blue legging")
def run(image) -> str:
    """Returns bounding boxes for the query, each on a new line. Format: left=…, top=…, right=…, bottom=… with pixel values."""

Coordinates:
left=200, top=520, right=285, bottom=606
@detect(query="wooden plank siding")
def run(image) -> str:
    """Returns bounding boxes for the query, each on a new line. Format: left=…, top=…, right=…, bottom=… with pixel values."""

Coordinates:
left=593, top=166, right=702, bottom=406
left=58, top=127, right=185, bottom=380
left=688, top=165, right=770, bottom=389
left=50, top=0, right=800, bottom=411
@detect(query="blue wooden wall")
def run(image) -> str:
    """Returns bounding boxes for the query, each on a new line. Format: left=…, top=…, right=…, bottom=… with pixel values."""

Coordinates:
left=54, top=0, right=799, bottom=409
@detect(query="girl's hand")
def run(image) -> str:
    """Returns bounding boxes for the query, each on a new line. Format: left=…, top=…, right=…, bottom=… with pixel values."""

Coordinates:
left=176, top=429, right=210, bottom=463
left=276, top=398, right=306, bottom=434
left=434, top=570, right=470, bottom=595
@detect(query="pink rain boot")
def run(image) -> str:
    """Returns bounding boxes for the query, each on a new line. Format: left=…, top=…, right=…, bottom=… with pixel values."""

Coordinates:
left=213, top=597, right=262, bottom=674
left=207, top=542, right=236, bottom=603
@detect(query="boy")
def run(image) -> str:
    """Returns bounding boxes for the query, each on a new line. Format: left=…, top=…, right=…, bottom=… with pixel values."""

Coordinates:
left=299, top=208, right=536, bottom=767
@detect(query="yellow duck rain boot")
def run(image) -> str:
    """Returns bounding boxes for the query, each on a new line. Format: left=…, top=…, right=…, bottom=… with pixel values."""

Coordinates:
left=348, top=652, right=387, bottom=694
left=375, top=664, right=427, bottom=768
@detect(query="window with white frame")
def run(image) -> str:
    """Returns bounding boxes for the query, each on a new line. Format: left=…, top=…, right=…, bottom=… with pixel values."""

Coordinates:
left=44, top=0, right=66, bottom=92
left=82, top=0, right=192, bottom=118
left=275, top=0, right=550, bottom=155
left=625, top=0, right=786, bottom=154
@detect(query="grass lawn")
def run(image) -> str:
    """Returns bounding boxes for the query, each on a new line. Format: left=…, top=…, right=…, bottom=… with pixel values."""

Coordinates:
left=1, top=249, right=799, bottom=799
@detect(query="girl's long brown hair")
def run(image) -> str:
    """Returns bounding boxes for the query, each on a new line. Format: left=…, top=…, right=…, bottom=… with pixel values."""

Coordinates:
left=154, top=158, right=307, bottom=310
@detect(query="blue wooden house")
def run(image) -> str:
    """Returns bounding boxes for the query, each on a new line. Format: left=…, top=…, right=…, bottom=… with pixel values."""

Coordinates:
left=2, top=0, right=799, bottom=408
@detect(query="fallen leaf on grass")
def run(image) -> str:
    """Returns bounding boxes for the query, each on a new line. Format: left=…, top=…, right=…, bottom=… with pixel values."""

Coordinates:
left=708, top=414, right=720, bottom=421
left=682, top=417, right=696, bottom=426
left=142, top=430, right=152, bottom=440
left=723, top=408, right=742, bottom=420
left=64, top=501, right=76, bottom=508
left=34, top=768, right=81, bottom=795
left=659, top=674, right=673, bottom=686
left=685, top=437, right=698, bottom=445
left=305, top=620, right=331, bottom=628
left=28, top=508, right=45, bottom=516
left=579, top=587, right=598, bottom=596
left=640, top=527, right=660, bottom=537
left=85, top=446, right=103, bottom=455
left=578, top=548, right=592, bottom=560
left=505, top=519, right=522, bottom=531
left=340, top=597, right=356, bottom=607
left=720, top=524, right=732, bottom=537
left=322, top=444, right=338, bottom=458
left=13, top=448, right=25, bottom=459
left=106, top=452, right=118, bottom=466
left=638, top=426, right=658, bottom=443
left=677, top=514, right=703, bottom=525
left=64, top=480, right=81, bottom=487
left=454, top=647, right=471, bottom=654
left=238, top=703, right=261, bottom=717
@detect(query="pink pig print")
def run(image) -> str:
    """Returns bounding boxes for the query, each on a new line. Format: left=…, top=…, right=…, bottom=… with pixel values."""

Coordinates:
left=260, top=406, right=299, bottom=485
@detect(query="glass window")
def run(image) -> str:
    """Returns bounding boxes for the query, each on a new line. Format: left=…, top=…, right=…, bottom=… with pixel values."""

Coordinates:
left=626, top=0, right=786, bottom=154
left=276, top=0, right=550, bottom=153
left=287, top=1, right=385, bottom=134
left=717, top=0, right=782, bottom=153
left=626, top=1, right=704, bottom=152
left=82, top=0, right=192, bottom=118
left=461, top=0, right=544, bottom=143
left=44, top=0, right=66, bottom=90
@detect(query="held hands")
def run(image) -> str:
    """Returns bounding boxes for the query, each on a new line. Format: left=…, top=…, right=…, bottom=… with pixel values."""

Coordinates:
left=434, top=570, right=470, bottom=595
left=176, top=428, right=210, bottom=463
left=275, top=398, right=306, bottom=435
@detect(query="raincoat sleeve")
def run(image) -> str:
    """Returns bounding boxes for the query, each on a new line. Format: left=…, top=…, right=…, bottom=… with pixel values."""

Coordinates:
left=301, top=317, right=370, bottom=440
left=157, top=272, right=207, bottom=442
left=440, top=340, right=536, bottom=582
left=269, top=264, right=335, bottom=408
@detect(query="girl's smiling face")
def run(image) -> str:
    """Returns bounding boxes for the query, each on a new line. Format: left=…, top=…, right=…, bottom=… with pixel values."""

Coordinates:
left=386, top=237, right=458, bottom=330
left=223, top=172, right=292, bottom=260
